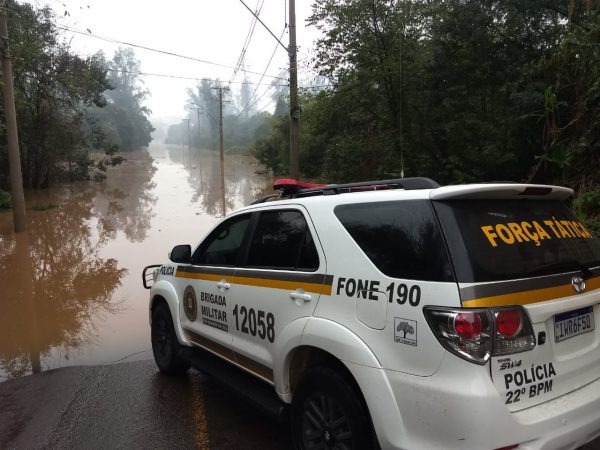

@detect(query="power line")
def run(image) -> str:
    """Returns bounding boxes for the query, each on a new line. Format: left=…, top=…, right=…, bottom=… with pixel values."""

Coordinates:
left=240, top=27, right=287, bottom=115
left=256, top=89, right=288, bottom=112
left=56, top=25, right=287, bottom=81
left=106, top=68, right=286, bottom=86
left=238, top=0, right=288, bottom=52
left=244, top=69, right=288, bottom=113
left=229, top=0, right=264, bottom=85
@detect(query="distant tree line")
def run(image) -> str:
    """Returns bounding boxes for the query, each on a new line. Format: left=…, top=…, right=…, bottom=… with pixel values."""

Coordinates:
left=0, top=2, right=153, bottom=192
left=165, top=78, right=287, bottom=154
left=250, top=0, right=600, bottom=234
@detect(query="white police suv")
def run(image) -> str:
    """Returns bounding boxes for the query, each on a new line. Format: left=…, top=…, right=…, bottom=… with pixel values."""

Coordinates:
left=143, top=178, right=600, bottom=450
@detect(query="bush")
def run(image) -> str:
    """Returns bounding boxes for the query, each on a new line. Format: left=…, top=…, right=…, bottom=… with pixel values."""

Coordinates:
left=0, top=190, right=11, bottom=209
left=573, top=189, right=600, bottom=238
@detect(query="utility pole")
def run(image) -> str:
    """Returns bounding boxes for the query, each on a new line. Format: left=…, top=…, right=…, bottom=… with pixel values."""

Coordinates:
left=195, top=108, right=200, bottom=148
left=212, top=86, right=229, bottom=217
left=1, top=2, right=36, bottom=366
left=219, top=88, right=224, bottom=216
left=0, top=0, right=26, bottom=232
left=185, top=118, right=191, bottom=151
left=288, top=0, right=299, bottom=179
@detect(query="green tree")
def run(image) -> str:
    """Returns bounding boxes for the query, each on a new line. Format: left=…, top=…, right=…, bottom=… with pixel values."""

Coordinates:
left=86, top=48, right=154, bottom=152
left=0, top=2, right=114, bottom=188
left=186, top=79, right=220, bottom=150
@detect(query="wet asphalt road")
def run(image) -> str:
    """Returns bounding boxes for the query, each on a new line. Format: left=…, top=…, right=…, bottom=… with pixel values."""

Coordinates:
left=0, top=360, right=290, bottom=450
left=2, top=360, right=600, bottom=450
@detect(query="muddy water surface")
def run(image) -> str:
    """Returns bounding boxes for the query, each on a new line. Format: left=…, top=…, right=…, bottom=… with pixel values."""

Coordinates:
left=0, top=143, right=269, bottom=381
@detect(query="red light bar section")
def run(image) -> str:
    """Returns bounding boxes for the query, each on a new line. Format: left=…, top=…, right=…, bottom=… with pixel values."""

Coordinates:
left=273, top=178, right=327, bottom=191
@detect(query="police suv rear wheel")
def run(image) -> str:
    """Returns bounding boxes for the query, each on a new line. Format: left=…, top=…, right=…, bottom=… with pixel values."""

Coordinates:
left=291, top=366, right=373, bottom=450
left=151, top=302, right=189, bottom=375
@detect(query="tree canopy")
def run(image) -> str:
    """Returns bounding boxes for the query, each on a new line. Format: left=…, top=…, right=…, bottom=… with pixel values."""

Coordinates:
left=252, top=0, right=600, bottom=191
left=86, top=48, right=155, bottom=153
left=0, top=2, right=154, bottom=191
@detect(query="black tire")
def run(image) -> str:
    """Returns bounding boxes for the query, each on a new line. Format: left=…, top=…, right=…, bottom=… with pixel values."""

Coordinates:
left=151, top=302, right=190, bottom=375
left=291, top=366, right=373, bottom=450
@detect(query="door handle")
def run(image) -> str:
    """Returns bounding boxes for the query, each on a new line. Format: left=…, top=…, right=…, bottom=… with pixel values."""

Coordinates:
left=290, top=292, right=311, bottom=302
left=217, top=280, right=231, bottom=290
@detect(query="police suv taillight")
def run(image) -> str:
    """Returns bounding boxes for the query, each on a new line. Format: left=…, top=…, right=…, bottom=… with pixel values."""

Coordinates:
left=423, top=306, right=535, bottom=365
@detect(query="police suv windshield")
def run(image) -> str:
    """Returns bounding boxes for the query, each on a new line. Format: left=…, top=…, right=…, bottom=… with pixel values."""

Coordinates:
left=434, top=199, right=600, bottom=283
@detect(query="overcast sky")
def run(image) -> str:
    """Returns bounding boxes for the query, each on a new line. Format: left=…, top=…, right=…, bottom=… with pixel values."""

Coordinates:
left=30, top=0, right=321, bottom=122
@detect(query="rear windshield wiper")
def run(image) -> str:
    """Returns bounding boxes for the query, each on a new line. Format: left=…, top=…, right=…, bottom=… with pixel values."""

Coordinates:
left=536, top=260, right=594, bottom=279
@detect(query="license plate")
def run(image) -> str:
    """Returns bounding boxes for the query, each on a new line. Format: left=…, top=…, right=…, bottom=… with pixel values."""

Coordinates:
left=554, top=306, right=595, bottom=342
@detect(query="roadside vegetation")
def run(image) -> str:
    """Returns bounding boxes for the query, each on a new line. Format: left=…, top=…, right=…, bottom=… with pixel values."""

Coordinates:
left=0, top=2, right=153, bottom=191
left=254, top=1, right=600, bottom=186
left=254, top=0, right=600, bottom=232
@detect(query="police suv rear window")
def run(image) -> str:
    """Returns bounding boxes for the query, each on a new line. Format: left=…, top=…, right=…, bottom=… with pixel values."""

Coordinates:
left=245, top=210, right=319, bottom=271
left=334, top=200, right=453, bottom=281
left=433, top=199, right=600, bottom=283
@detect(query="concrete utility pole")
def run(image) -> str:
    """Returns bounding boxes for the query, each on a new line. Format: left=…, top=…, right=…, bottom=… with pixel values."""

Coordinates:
left=195, top=108, right=200, bottom=148
left=185, top=118, right=191, bottom=151
left=212, top=86, right=229, bottom=217
left=288, top=0, right=299, bottom=179
left=0, top=0, right=27, bottom=232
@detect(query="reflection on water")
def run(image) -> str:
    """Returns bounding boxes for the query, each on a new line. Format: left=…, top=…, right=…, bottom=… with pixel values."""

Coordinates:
left=0, top=144, right=269, bottom=381
left=93, top=152, right=158, bottom=242
left=167, top=145, right=270, bottom=216
left=0, top=189, right=128, bottom=379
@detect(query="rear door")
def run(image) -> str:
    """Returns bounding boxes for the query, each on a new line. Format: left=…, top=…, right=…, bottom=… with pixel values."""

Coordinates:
left=229, top=206, right=326, bottom=381
left=433, top=196, right=600, bottom=411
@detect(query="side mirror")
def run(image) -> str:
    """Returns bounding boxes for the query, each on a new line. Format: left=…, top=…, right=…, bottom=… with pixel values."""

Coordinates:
left=169, top=244, right=191, bottom=263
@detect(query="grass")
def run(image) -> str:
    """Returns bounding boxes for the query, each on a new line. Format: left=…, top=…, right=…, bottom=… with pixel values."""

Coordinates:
left=31, top=202, right=59, bottom=211
left=0, top=190, right=11, bottom=209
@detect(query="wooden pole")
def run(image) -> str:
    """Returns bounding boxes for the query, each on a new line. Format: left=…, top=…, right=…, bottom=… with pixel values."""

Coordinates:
left=218, top=87, right=225, bottom=217
left=0, top=1, right=27, bottom=232
left=288, top=0, right=299, bottom=179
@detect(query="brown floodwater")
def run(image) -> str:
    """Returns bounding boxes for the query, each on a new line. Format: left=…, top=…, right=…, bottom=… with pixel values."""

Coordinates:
left=0, top=143, right=270, bottom=381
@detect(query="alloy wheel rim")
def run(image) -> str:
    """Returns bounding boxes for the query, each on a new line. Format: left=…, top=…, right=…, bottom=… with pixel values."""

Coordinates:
left=301, top=391, right=352, bottom=450
left=152, top=318, right=171, bottom=359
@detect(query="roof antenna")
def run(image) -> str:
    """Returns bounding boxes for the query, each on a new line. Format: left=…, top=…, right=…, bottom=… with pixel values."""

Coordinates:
left=399, top=25, right=404, bottom=179
left=400, top=151, right=404, bottom=179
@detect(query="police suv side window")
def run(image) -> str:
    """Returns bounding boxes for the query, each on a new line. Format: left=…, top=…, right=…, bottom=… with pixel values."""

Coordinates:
left=192, top=214, right=251, bottom=266
left=245, top=210, right=319, bottom=271
left=334, top=200, right=453, bottom=282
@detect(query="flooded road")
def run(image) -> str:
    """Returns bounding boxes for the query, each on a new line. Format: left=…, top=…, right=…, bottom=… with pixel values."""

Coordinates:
left=0, top=142, right=270, bottom=380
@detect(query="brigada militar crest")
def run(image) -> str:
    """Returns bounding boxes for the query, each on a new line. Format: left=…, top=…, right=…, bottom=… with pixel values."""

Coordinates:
left=183, top=285, right=197, bottom=321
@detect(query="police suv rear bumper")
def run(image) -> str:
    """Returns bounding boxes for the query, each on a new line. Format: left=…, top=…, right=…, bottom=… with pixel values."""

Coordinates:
left=346, top=353, right=600, bottom=450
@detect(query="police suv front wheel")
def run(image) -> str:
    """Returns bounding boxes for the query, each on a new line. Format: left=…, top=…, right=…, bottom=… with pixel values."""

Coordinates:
left=291, top=366, right=373, bottom=450
left=151, top=302, right=190, bottom=375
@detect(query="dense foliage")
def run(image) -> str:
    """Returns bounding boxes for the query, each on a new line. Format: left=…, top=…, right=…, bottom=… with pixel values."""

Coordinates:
left=86, top=48, right=155, bottom=153
left=251, top=0, right=600, bottom=221
left=0, top=3, right=153, bottom=190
